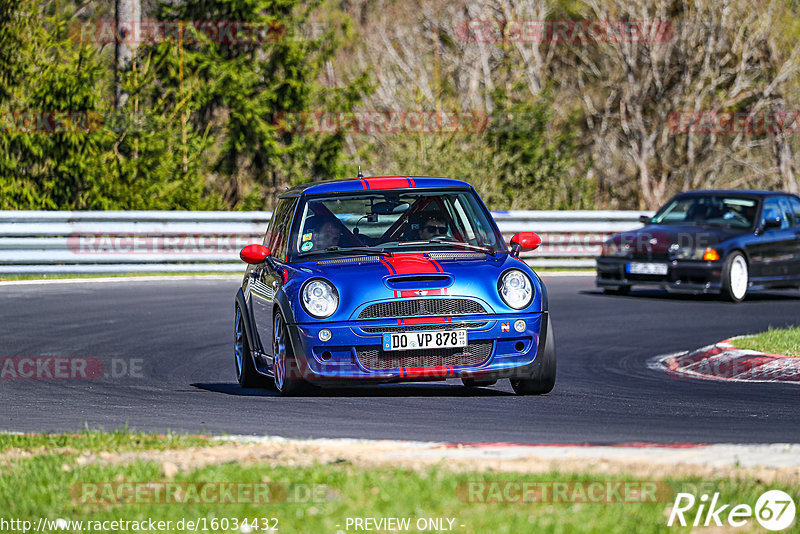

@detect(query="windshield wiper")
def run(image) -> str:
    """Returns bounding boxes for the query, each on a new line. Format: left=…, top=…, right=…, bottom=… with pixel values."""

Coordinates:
left=299, top=246, right=393, bottom=258
left=397, top=239, right=496, bottom=256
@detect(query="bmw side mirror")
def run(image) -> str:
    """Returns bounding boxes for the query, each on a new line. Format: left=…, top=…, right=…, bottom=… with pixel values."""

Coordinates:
left=639, top=215, right=651, bottom=224
left=509, top=232, right=542, bottom=257
left=763, top=217, right=782, bottom=229
left=240, top=244, right=271, bottom=264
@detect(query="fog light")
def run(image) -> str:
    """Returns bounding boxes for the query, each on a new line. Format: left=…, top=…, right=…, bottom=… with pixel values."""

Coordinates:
left=703, top=248, right=720, bottom=261
left=514, top=319, right=526, bottom=333
left=318, top=329, right=332, bottom=342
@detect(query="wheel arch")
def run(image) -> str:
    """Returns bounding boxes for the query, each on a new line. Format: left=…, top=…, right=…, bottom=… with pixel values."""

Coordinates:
left=727, top=245, right=749, bottom=262
left=235, top=288, right=261, bottom=357
left=271, top=291, right=307, bottom=370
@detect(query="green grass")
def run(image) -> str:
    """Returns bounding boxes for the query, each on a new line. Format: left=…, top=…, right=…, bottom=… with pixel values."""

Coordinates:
left=0, top=428, right=212, bottom=453
left=733, top=326, right=800, bottom=357
left=0, top=434, right=796, bottom=533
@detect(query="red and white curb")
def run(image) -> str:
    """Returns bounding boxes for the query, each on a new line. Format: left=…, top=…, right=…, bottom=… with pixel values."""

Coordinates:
left=648, top=340, right=800, bottom=383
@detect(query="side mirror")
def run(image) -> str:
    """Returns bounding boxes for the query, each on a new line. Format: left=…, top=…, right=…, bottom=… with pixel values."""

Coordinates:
left=763, top=217, right=782, bottom=229
left=639, top=215, right=651, bottom=224
left=509, top=232, right=542, bottom=257
left=240, top=244, right=271, bottom=264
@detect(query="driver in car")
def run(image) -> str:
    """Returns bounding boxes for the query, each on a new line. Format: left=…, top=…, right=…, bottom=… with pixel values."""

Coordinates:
left=304, top=217, right=343, bottom=251
left=418, top=214, right=449, bottom=240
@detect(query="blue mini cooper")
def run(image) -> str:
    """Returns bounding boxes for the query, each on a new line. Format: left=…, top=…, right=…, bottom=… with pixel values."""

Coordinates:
left=234, top=176, right=555, bottom=395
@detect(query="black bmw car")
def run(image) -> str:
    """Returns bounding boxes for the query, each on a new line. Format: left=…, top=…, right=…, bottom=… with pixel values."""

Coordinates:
left=596, top=190, right=800, bottom=302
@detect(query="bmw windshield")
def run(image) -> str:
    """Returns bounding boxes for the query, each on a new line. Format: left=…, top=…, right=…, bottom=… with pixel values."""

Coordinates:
left=650, top=195, right=759, bottom=229
left=291, top=189, right=505, bottom=259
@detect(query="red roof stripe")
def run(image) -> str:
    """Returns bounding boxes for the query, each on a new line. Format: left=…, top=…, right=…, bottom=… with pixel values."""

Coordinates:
left=365, top=177, right=412, bottom=190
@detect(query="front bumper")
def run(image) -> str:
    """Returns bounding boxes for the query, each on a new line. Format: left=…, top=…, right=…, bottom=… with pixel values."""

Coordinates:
left=596, top=257, right=723, bottom=294
left=285, top=312, right=547, bottom=384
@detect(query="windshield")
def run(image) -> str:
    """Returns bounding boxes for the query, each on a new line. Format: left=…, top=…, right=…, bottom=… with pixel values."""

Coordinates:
left=650, top=195, right=759, bottom=229
left=291, top=189, right=505, bottom=258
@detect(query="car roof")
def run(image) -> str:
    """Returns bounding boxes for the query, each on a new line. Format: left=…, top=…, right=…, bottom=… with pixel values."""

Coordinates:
left=281, top=176, right=472, bottom=197
left=675, top=189, right=795, bottom=198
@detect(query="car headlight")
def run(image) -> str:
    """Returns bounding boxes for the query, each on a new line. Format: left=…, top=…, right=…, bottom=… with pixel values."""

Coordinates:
left=498, top=269, right=534, bottom=309
left=669, top=245, right=720, bottom=261
left=301, top=279, right=338, bottom=318
left=601, top=240, right=626, bottom=257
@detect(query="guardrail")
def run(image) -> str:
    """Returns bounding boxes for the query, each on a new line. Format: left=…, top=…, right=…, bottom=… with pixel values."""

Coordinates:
left=0, top=210, right=651, bottom=274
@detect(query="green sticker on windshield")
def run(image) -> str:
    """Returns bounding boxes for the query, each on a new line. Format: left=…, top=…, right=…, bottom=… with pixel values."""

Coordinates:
left=301, top=241, right=313, bottom=251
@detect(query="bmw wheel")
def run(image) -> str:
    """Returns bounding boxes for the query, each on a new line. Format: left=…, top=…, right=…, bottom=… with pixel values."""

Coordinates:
left=272, top=311, right=307, bottom=396
left=721, top=252, right=748, bottom=303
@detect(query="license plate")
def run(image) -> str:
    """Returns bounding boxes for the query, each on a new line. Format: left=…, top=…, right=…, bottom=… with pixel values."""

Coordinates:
left=626, top=262, right=668, bottom=275
left=382, top=330, right=467, bottom=351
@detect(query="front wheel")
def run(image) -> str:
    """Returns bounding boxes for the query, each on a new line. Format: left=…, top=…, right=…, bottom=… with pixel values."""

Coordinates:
left=272, top=312, right=308, bottom=396
left=720, top=252, right=748, bottom=303
left=510, top=317, right=556, bottom=395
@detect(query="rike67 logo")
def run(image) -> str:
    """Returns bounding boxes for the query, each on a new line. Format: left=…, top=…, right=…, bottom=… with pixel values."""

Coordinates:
left=668, top=490, right=796, bottom=531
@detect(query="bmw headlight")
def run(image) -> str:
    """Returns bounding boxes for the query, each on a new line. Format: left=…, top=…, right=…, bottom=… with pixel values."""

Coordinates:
left=301, top=279, right=338, bottom=318
left=669, top=244, right=720, bottom=261
left=498, top=269, right=534, bottom=309
left=601, top=240, right=627, bottom=257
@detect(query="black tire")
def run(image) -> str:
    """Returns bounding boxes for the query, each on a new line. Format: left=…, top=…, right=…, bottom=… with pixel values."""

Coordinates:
left=720, top=251, right=748, bottom=303
left=510, top=317, right=556, bottom=395
left=235, top=306, right=267, bottom=388
left=272, top=311, right=308, bottom=396
left=461, top=378, right=497, bottom=388
left=604, top=285, right=631, bottom=296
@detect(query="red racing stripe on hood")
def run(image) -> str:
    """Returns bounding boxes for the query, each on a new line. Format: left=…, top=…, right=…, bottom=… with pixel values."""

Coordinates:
left=383, top=253, right=439, bottom=275
left=378, top=256, right=397, bottom=275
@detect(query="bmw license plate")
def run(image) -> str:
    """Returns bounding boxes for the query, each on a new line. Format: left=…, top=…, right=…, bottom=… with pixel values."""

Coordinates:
left=626, top=262, right=668, bottom=275
left=382, top=330, right=467, bottom=351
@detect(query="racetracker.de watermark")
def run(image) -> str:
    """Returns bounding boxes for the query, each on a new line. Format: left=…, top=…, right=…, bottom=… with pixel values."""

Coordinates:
left=456, top=19, right=673, bottom=43
left=668, top=110, right=800, bottom=134
left=70, top=482, right=331, bottom=505
left=68, top=20, right=285, bottom=44
left=0, top=357, right=143, bottom=380
left=457, top=480, right=673, bottom=503
left=66, top=233, right=259, bottom=255
left=0, top=111, right=105, bottom=134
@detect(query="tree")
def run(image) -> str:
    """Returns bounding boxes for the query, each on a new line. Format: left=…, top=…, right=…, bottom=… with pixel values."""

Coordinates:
left=150, top=0, right=370, bottom=209
left=567, top=0, right=800, bottom=208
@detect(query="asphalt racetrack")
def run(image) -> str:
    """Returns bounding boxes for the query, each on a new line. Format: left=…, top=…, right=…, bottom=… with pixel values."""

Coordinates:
left=1, top=275, right=798, bottom=443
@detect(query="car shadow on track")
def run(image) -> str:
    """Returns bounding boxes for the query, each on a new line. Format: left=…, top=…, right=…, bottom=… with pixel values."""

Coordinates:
left=191, top=382, right=514, bottom=397
left=580, top=289, right=800, bottom=302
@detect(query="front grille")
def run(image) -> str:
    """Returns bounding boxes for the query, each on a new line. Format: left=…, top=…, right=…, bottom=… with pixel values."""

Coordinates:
left=361, top=322, right=488, bottom=333
left=357, top=341, right=493, bottom=370
left=627, top=273, right=668, bottom=281
left=629, top=253, right=670, bottom=261
left=358, top=299, right=487, bottom=319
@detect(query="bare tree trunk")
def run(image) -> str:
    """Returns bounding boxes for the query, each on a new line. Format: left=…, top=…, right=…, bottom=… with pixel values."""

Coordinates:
left=771, top=100, right=798, bottom=194
left=114, top=0, right=140, bottom=109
